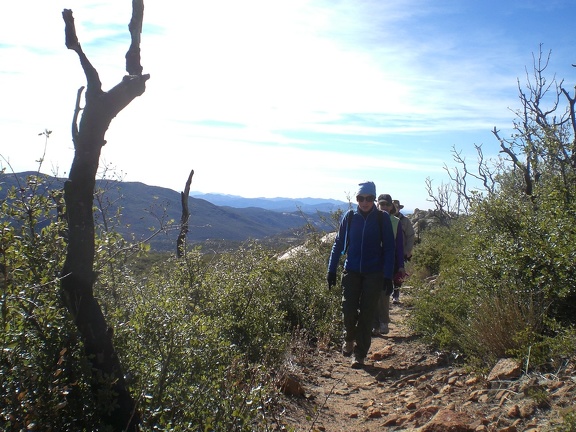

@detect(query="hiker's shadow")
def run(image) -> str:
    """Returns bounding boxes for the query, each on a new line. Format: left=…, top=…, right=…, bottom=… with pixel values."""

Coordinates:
left=378, top=333, right=420, bottom=344
left=362, top=335, right=451, bottom=383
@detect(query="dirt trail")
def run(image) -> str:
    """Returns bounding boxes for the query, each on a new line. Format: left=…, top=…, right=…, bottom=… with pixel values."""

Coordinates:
left=279, top=299, right=575, bottom=432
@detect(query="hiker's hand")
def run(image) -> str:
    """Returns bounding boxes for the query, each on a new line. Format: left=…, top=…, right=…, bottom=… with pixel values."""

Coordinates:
left=383, top=278, right=393, bottom=296
left=393, top=271, right=405, bottom=286
left=327, top=272, right=337, bottom=290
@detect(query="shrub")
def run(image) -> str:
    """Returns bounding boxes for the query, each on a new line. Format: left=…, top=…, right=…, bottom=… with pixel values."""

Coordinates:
left=0, top=174, right=99, bottom=430
left=0, top=168, right=343, bottom=429
left=410, top=222, right=461, bottom=279
left=410, top=173, right=576, bottom=368
left=103, top=237, right=341, bottom=430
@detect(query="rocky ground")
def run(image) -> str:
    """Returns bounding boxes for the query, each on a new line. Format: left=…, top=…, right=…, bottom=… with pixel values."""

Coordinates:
left=276, top=297, right=576, bottom=432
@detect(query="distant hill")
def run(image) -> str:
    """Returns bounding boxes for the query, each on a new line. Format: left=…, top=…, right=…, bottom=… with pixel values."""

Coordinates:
left=191, top=192, right=349, bottom=214
left=1, top=172, right=341, bottom=252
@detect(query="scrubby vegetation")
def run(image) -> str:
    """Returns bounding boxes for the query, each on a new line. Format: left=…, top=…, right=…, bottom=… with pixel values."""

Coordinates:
left=408, top=51, right=576, bottom=374
left=0, top=171, right=341, bottom=430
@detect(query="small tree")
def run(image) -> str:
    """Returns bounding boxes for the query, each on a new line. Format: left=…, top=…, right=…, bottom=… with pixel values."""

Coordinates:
left=60, top=3, right=149, bottom=430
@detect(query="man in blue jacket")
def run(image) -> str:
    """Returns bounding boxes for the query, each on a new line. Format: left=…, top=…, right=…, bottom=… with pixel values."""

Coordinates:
left=327, top=181, right=395, bottom=368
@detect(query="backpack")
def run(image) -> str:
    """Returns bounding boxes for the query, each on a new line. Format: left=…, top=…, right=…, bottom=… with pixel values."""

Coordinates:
left=342, top=209, right=384, bottom=255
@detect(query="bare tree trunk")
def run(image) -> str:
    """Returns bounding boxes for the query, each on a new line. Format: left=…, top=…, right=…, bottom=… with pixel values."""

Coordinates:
left=60, top=4, right=149, bottom=431
left=177, top=170, right=194, bottom=257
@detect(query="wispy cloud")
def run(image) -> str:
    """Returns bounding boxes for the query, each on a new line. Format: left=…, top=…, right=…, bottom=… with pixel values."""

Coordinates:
left=1, top=0, right=575, bottom=208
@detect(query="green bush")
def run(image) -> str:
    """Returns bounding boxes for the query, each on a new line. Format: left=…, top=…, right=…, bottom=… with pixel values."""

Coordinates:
left=95, top=248, right=273, bottom=430
left=555, top=410, right=576, bottom=432
left=98, top=237, right=340, bottom=430
left=274, top=234, right=341, bottom=343
left=410, top=184, right=576, bottom=368
left=410, top=115, right=576, bottom=370
left=0, top=174, right=98, bottom=430
left=0, top=168, right=344, bottom=430
left=410, top=222, right=461, bottom=279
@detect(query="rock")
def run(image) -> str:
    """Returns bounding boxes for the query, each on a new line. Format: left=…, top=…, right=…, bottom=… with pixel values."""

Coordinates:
left=417, top=408, right=476, bottom=431
left=371, top=345, right=394, bottom=360
left=406, top=405, right=441, bottom=424
left=519, top=376, right=541, bottom=395
left=470, top=418, right=488, bottom=430
left=362, top=400, right=374, bottom=409
left=408, top=209, right=456, bottom=242
left=279, top=373, right=305, bottom=396
left=507, top=404, right=520, bottom=418
left=487, top=358, right=522, bottom=381
left=518, top=400, right=537, bottom=418
left=440, top=384, right=453, bottom=394
left=465, top=376, right=480, bottom=385
left=406, top=400, right=419, bottom=410
left=366, top=407, right=382, bottom=418
left=382, top=414, right=401, bottom=426
left=478, top=393, right=490, bottom=403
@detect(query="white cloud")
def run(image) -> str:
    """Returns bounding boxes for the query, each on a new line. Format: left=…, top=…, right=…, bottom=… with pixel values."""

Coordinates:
left=2, top=0, right=575, bottom=210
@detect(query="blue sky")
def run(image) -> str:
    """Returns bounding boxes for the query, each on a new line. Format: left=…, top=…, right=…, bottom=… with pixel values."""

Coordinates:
left=1, top=0, right=575, bottom=210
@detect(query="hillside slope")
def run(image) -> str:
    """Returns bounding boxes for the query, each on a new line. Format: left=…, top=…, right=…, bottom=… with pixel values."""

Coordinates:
left=0, top=172, right=336, bottom=251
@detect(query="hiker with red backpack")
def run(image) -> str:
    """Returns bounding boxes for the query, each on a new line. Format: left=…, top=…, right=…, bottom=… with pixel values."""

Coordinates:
left=326, top=181, right=395, bottom=368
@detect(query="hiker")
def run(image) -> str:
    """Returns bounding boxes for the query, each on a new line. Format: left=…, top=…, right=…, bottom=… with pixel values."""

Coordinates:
left=373, top=194, right=404, bottom=335
left=326, top=181, right=395, bottom=368
left=392, top=199, right=415, bottom=304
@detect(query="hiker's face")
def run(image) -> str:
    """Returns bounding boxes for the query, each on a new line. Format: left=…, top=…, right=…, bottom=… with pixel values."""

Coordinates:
left=356, top=195, right=375, bottom=211
left=378, top=202, right=394, bottom=213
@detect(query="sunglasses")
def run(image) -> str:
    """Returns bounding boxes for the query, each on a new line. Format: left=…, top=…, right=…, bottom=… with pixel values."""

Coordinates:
left=356, top=195, right=375, bottom=203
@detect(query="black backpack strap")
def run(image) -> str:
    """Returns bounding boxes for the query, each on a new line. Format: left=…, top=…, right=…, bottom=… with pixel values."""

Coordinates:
left=342, top=210, right=354, bottom=255
left=378, top=210, right=383, bottom=242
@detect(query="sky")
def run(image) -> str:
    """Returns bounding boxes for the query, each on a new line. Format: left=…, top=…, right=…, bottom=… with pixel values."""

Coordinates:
left=1, top=0, right=575, bottom=210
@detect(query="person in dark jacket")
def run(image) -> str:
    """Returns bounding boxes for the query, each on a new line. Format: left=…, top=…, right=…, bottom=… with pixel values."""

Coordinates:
left=327, top=181, right=395, bottom=368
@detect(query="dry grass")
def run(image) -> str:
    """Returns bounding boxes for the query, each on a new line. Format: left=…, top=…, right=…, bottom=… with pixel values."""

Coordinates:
left=457, top=287, right=543, bottom=363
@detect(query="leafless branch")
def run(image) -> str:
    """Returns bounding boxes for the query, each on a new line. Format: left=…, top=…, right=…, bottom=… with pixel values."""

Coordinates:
left=126, top=0, right=145, bottom=75
left=492, top=127, right=533, bottom=196
left=177, top=170, right=194, bottom=258
left=62, top=9, right=102, bottom=93
left=560, top=86, right=576, bottom=169
left=71, top=86, right=84, bottom=147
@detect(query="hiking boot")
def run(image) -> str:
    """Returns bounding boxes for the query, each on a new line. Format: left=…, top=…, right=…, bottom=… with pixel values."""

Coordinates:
left=392, top=297, right=400, bottom=305
left=371, top=327, right=380, bottom=336
left=342, top=340, right=354, bottom=357
left=379, top=323, right=389, bottom=334
left=351, top=357, right=364, bottom=369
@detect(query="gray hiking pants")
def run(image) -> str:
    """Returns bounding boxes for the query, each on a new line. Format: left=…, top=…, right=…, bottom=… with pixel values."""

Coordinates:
left=374, top=290, right=391, bottom=327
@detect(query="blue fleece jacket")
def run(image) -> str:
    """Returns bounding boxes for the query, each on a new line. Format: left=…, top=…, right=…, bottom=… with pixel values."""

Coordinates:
left=327, top=205, right=395, bottom=278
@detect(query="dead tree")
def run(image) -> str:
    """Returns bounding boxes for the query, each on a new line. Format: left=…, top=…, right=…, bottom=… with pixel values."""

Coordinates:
left=60, top=3, right=149, bottom=431
left=177, top=170, right=194, bottom=257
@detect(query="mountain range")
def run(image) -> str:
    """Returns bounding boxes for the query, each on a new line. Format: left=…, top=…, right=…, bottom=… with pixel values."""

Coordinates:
left=191, top=192, right=349, bottom=214
left=1, top=172, right=349, bottom=252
